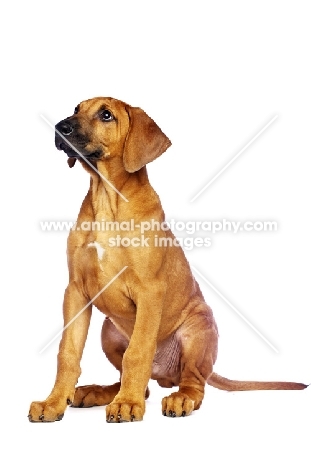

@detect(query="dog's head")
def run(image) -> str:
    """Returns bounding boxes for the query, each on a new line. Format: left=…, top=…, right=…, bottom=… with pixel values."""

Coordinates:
left=55, top=97, right=171, bottom=172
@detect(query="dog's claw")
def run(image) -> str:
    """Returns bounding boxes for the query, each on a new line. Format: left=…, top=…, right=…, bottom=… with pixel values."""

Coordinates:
left=163, top=410, right=166, bottom=416
left=67, top=399, right=72, bottom=405
left=131, top=414, right=135, bottom=422
left=182, top=411, right=186, bottom=417
left=39, top=414, right=44, bottom=421
left=57, top=413, right=64, bottom=421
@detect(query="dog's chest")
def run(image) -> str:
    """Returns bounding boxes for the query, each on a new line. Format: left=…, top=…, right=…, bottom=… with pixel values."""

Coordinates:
left=73, top=231, right=135, bottom=319
left=82, top=226, right=117, bottom=267
left=86, top=239, right=106, bottom=268
left=81, top=223, right=143, bottom=272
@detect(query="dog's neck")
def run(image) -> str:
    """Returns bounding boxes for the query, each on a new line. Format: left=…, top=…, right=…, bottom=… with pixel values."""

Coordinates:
left=84, top=159, right=150, bottom=221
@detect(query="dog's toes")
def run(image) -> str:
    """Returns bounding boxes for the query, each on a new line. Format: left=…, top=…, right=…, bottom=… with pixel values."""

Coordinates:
left=72, top=385, right=99, bottom=408
left=162, top=392, right=195, bottom=417
left=106, top=400, right=145, bottom=423
left=28, top=398, right=68, bottom=423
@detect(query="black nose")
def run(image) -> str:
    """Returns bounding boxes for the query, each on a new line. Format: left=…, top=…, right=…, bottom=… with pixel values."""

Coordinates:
left=55, top=120, right=73, bottom=136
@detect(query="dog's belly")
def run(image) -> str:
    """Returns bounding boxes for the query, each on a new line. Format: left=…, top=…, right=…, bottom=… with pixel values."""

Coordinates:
left=151, top=333, right=181, bottom=385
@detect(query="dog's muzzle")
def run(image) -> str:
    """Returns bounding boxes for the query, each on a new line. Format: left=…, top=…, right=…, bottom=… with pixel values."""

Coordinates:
left=55, top=118, right=102, bottom=161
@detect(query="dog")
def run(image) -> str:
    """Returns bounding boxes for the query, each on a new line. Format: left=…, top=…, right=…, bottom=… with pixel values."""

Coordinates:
left=28, top=97, right=307, bottom=423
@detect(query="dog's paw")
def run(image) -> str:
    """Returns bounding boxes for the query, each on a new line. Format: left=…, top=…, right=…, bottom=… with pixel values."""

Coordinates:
left=162, top=392, right=195, bottom=417
left=106, top=398, right=145, bottom=423
left=28, top=397, right=69, bottom=423
left=72, top=384, right=115, bottom=408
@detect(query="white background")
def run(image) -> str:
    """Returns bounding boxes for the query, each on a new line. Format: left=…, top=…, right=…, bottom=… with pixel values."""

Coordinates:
left=1, top=1, right=310, bottom=466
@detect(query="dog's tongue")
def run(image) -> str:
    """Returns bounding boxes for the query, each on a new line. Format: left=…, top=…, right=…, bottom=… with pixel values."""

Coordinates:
left=67, top=157, right=76, bottom=168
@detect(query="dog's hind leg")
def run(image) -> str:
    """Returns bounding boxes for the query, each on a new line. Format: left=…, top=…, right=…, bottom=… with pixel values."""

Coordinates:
left=72, top=317, right=150, bottom=408
left=162, top=308, right=218, bottom=417
left=72, top=382, right=121, bottom=408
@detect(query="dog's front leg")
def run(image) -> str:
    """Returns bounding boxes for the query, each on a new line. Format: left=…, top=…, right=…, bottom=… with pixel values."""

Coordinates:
left=28, top=282, right=92, bottom=422
left=106, top=288, right=163, bottom=423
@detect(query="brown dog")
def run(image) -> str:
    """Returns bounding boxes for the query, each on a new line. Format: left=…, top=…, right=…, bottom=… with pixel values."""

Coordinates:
left=28, top=97, right=307, bottom=423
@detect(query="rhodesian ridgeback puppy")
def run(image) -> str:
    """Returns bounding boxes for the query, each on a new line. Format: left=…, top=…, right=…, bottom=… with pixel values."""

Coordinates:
left=28, top=97, right=307, bottom=423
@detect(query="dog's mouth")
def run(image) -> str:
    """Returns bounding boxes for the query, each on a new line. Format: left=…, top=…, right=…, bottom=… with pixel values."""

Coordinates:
left=55, top=136, right=102, bottom=161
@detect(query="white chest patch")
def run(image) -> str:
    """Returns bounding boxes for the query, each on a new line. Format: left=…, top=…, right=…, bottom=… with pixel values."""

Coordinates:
left=87, top=241, right=105, bottom=260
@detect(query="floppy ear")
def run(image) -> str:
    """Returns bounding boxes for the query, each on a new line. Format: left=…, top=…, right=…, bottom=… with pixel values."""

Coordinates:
left=123, top=106, right=171, bottom=173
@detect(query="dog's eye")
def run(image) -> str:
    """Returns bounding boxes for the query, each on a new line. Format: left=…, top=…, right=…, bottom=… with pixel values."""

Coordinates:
left=99, top=109, right=114, bottom=122
left=74, top=105, right=80, bottom=114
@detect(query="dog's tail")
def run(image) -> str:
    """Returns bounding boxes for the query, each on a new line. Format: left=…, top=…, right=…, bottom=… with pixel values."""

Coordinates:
left=206, top=372, right=308, bottom=391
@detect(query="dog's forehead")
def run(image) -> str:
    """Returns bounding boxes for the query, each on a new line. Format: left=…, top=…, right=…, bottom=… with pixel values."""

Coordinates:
left=77, top=97, right=128, bottom=115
